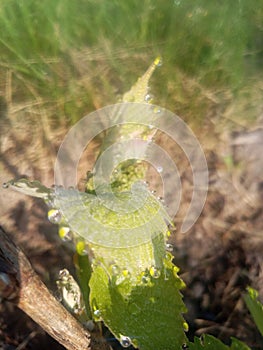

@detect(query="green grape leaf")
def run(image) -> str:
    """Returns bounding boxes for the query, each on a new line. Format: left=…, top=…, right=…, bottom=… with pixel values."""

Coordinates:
left=189, top=335, right=229, bottom=350
left=3, top=178, right=51, bottom=200
left=244, top=287, right=263, bottom=337
left=189, top=335, right=251, bottom=350
left=122, top=56, right=162, bottom=103
left=74, top=250, right=93, bottom=319
left=4, top=179, right=169, bottom=248
left=89, top=259, right=187, bottom=350
left=91, top=57, right=163, bottom=194
left=230, top=337, right=251, bottom=350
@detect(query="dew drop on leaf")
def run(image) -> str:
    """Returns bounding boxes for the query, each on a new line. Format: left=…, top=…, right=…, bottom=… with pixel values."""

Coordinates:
left=76, top=240, right=89, bottom=255
left=93, top=309, right=102, bottom=319
left=114, top=268, right=131, bottom=285
left=120, top=335, right=132, bottom=348
left=173, top=265, right=180, bottom=276
left=149, top=266, right=161, bottom=279
left=115, top=275, right=126, bottom=286
left=144, top=93, right=152, bottom=102
left=166, top=230, right=171, bottom=238
left=154, top=56, right=163, bottom=67
left=183, top=322, right=189, bottom=332
left=153, top=106, right=161, bottom=114
left=48, top=209, right=62, bottom=224
left=164, top=252, right=174, bottom=262
left=58, top=226, right=72, bottom=242
left=166, top=243, right=174, bottom=252
left=141, top=273, right=151, bottom=284
left=122, top=268, right=130, bottom=278
left=110, top=264, right=120, bottom=276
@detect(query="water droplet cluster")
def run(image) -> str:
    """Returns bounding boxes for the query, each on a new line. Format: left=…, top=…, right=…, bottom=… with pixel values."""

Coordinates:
left=109, top=264, right=132, bottom=285
left=139, top=265, right=162, bottom=284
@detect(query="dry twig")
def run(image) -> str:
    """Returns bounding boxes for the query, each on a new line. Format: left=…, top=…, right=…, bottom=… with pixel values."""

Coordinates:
left=0, top=226, right=91, bottom=350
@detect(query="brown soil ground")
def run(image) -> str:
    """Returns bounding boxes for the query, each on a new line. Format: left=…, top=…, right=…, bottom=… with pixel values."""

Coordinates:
left=0, top=103, right=262, bottom=349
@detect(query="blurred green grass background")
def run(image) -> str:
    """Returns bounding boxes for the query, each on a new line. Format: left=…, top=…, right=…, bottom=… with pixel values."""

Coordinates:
left=0, top=3, right=262, bottom=348
left=0, top=0, right=262, bottom=126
